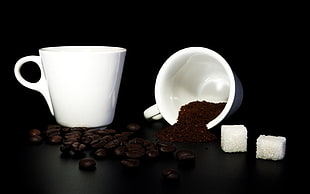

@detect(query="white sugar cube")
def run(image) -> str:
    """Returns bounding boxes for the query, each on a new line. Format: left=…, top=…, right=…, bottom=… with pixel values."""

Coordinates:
left=256, top=135, right=286, bottom=161
left=221, top=125, right=247, bottom=153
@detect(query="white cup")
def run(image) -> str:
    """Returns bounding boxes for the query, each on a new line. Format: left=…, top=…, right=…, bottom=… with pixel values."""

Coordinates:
left=14, top=46, right=126, bottom=128
left=144, top=47, right=243, bottom=129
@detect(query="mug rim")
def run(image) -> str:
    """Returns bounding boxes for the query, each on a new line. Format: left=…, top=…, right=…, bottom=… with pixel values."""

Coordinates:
left=39, top=46, right=126, bottom=53
left=155, top=47, right=236, bottom=129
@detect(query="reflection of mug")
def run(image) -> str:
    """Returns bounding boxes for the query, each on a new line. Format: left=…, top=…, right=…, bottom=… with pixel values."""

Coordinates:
left=144, top=47, right=243, bottom=129
left=14, top=46, right=126, bottom=128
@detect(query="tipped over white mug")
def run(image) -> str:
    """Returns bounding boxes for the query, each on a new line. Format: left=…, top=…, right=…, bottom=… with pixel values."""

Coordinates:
left=143, top=47, right=243, bottom=129
left=14, top=46, right=126, bottom=128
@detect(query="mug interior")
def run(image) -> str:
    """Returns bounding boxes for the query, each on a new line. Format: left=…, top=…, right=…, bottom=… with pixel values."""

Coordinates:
left=155, top=47, right=235, bottom=129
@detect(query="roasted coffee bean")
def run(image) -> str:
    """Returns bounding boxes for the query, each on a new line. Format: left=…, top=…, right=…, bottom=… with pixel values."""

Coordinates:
left=120, top=131, right=135, bottom=137
left=126, top=123, right=141, bottom=131
left=114, top=133, right=128, bottom=143
left=114, top=146, right=128, bottom=157
left=146, top=143, right=157, bottom=150
left=28, top=129, right=41, bottom=136
left=94, top=148, right=107, bottom=159
left=128, top=137, right=144, bottom=145
left=146, top=149, right=160, bottom=158
left=157, top=141, right=176, bottom=153
left=90, top=139, right=106, bottom=148
left=121, top=158, right=140, bottom=168
left=176, top=150, right=195, bottom=161
left=60, top=144, right=71, bottom=153
left=72, top=142, right=87, bottom=152
left=48, top=135, right=63, bottom=144
left=143, top=139, right=152, bottom=147
left=96, top=129, right=117, bottom=135
left=45, top=127, right=61, bottom=137
left=162, top=168, right=180, bottom=181
left=104, top=139, right=120, bottom=149
left=28, top=135, right=43, bottom=144
left=126, top=150, right=145, bottom=158
left=156, top=141, right=174, bottom=147
left=127, top=143, right=144, bottom=150
left=159, top=145, right=176, bottom=153
left=47, top=124, right=62, bottom=131
left=79, top=158, right=96, bottom=170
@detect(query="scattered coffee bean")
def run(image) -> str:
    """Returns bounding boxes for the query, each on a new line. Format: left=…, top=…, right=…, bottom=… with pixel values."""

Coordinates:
left=157, top=141, right=176, bottom=153
left=126, top=123, right=141, bottom=131
left=79, top=158, right=96, bottom=170
left=25, top=121, right=198, bottom=183
left=28, top=129, right=41, bottom=136
left=146, top=149, right=160, bottom=158
left=176, top=150, right=195, bottom=161
left=162, top=168, right=180, bottom=181
left=94, top=148, right=107, bottom=159
left=121, top=158, right=140, bottom=168
left=114, top=146, right=128, bottom=157
left=48, top=135, right=63, bottom=144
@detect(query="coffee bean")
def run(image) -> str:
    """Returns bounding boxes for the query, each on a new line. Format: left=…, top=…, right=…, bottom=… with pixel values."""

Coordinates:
left=126, top=150, right=145, bottom=159
left=72, top=142, right=87, bottom=153
left=48, top=135, right=63, bottom=144
left=162, top=168, right=180, bottom=181
left=60, top=144, right=71, bottom=153
left=176, top=150, right=195, bottom=161
left=128, top=137, right=144, bottom=145
left=45, top=127, right=61, bottom=137
left=104, top=138, right=120, bottom=149
left=114, top=146, right=128, bottom=157
left=79, top=158, right=96, bottom=170
left=146, top=149, right=160, bottom=158
left=159, top=145, right=176, bottom=153
left=28, top=129, right=41, bottom=136
left=126, top=123, right=141, bottom=131
left=121, top=158, right=140, bottom=168
left=94, top=148, right=107, bottom=159
left=96, top=129, right=117, bottom=135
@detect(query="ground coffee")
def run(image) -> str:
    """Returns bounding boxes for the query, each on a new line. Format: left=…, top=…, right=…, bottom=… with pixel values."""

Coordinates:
left=156, top=101, right=226, bottom=143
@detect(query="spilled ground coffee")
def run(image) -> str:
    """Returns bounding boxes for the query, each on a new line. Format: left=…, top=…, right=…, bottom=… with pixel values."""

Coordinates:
left=156, top=101, right=226, bottom=143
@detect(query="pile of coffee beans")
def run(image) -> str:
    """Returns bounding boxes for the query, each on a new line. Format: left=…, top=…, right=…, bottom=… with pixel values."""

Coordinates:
left=27, top=123, right=195, bottom=178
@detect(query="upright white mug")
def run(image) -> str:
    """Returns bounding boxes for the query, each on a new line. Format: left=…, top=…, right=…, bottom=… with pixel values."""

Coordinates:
left=144, top=47, right=243, bottom=129
left=14, top=46, right=126, bottom=128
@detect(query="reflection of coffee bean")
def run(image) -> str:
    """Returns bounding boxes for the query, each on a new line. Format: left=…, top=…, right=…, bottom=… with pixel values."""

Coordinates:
left=162, top=168, right=180, bottom=181
left=176, top=150, right=195, bottom=161
left=79, top=158, right=96, bottom=170
left=28, top=135, right=43, bottom=144
left=121, top=158, right=140, bottom=168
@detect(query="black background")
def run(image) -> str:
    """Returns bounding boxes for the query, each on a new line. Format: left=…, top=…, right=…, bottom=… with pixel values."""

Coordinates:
left=2, top=2, right=306, bottom=194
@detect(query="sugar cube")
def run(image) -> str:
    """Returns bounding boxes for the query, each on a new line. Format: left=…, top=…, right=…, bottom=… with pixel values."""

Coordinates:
left=256, top=135, right=286, bottom=161
left=221, top=125, right=247, bottom=153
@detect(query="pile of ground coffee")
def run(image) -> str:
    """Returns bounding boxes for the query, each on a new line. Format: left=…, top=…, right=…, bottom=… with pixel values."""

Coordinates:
left=156, top=101, right=226, bottom=143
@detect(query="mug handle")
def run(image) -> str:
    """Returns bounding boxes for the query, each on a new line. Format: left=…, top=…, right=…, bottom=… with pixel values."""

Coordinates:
left=14, top=56, right=54, bottom=116
left=143, top=104, right=163, bottom=120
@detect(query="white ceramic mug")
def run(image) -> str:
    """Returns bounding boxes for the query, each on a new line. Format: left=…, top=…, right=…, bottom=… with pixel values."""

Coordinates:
left=143, top=47, right=243, bottom=129
left=14, top=46, right=126, bottom=128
